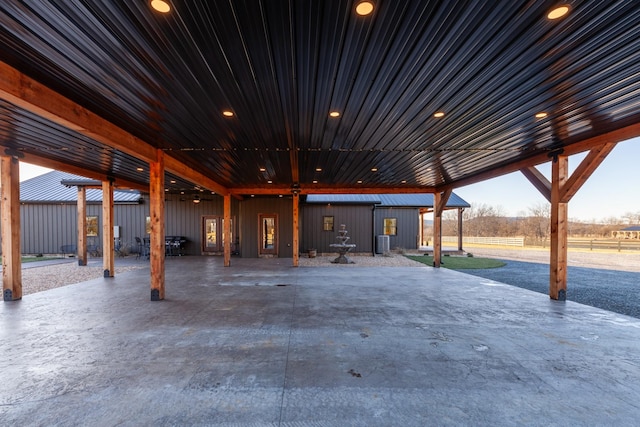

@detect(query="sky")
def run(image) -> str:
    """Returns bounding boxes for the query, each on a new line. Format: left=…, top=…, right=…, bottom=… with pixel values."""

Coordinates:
left=18, top=137, right=639, bottom=223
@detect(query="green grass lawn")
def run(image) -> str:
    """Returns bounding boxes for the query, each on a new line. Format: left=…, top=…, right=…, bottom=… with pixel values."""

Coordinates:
left=406, top=255, right=505, bottom=269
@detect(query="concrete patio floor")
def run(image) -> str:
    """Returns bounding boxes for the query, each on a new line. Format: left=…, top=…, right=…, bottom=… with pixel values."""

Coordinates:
left=2, top=256, right=640, bottom=426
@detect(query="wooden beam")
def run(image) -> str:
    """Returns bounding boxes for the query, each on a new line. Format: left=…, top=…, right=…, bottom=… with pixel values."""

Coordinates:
left=549, top=155, right=568, bottom=300
left=1, top=155, right=22, bottom=301
left=164, top=155, right=228, bottom=195
left=520, top=166, right=551, bottom=202
left=77, top=186, right=87, bottom=266
left=0, top=61, right=228, bottom=195
left=435, top=189, right=452, bottom=217
left=102, top=180, right=114, bottom=277
left=4, top=150, right=148, bottom=191
left=230, top=186, right=436, bottom=195
left=559, top=142, right=617, bottom=203
left=292, top=193, right=299, bottom=267
left=440, top=122, right=640, bottom=191
left=149, top=149, right=165, bottom=301
left=0, top=61, right=155, bottom=163
left=223, top=194, right=231, bottom=267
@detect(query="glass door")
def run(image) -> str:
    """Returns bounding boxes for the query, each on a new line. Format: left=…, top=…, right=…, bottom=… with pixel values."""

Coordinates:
left=203, top=216, right=219, bottom=252
left=259, top=214, right=278, bottom=256
left=202, top=216, right=235, bottom=253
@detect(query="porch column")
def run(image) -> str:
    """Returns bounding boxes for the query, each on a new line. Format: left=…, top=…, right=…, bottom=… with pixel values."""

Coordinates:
left=223, top=193, right=231, bottom=267
left=550, top=155, right=568, bottom=300
left=77, top=186, right=87, bottom=266
left=149, top=149, right=165, bottom=300
left=1, top=155, right=22, bottom=301
left=292, top=192, right=299, bottom=267
left=457, top=207, right=464, bottom=252
left=433, top=193, right=442, bottom=267
left=432, top=189, right=452, bottom=268
left=102, top=180, right=114, bottom=277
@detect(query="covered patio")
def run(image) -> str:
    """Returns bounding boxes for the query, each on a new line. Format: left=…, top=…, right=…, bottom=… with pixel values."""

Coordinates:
left=2, top=258, right=639, bottom=425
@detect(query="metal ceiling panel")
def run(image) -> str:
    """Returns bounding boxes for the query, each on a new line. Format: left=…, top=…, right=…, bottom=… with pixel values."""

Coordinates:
left=0, top=0, right=639, bottom=193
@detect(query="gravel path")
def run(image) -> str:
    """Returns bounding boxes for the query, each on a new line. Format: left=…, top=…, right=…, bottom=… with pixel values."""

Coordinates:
left=15, top=259, right=147, bottom=296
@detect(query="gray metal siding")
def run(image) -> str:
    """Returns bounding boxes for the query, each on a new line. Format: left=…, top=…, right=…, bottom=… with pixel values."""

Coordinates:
left=374, top=207, right=420, bottom=250
left=14, top=195, right=239, bottom=256
left=238, top=197, right=293, bottom=258
left=301, top=204, right=373, bottom=254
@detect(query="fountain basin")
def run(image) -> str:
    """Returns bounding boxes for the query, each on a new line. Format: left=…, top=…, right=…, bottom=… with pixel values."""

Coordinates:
left=329, top=243, right=356, bottom=264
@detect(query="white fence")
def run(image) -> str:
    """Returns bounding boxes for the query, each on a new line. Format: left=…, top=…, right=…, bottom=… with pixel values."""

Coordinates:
left=442, top=236, right=525, bottom=247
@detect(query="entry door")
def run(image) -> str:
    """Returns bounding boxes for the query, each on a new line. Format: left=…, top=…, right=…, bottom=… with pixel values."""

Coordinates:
left=203, top=216, right=220, bottom=252
left=259, top=214, right=278, bottom=256
left=202, top=216, right=235, bottom=253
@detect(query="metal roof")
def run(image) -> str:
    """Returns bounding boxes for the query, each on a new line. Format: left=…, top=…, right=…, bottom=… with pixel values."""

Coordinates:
left=305, top=193, right=470, bottom=208
left=19, top=171, right=142, bottom=203
left=1, top=1, right=640, bottom=195
left=621, top=226, right=640, bottom=232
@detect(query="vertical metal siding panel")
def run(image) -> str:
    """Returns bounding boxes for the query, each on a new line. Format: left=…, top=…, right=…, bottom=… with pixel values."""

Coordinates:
left=239, top=197, right=292, bottom=258
left=301, top=204, right=373, bottom=254
left=377, top=208, right=419, bottom=250
left=158, top=195, right=226, bottom=255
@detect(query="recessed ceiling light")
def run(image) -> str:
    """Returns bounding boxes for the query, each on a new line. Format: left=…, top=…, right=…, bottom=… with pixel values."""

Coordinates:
left=222, top=110, right=234, bottom=117
left=150, top=0, right=171, bottom=13
left=267, top=180, right=273, bottom=184
left=355, top=1, right=374, bottom=16
left=433, top=111, right=445, bottom=118
left=259, top=167, right=266, bottom=172
left=371, top=168, right=378, bottom=172
left=170, top=180, right=176, bottom=184
left=547, top=4, right=570, bottom=20
left=136, top=167, right=144, bottom=172
left=535, top=112, right=548, bottom=119
left=164, top=188, right=169, bottom=192
left=401, top=180, right=407, bottom=184
left=329, top=111, right=340, bottom=118
left=357, top=180, right=363, bottom=184
left=315, top=168, right=322, bottom=172
left=312, top=180, right=318, bottom=184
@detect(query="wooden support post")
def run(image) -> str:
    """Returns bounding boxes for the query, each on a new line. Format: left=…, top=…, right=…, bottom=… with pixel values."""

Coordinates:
left=149, top=150, right=165, bottom=300
left=292, top=192, right=299, bottom=267
left=77, top=186, right=87, bottom=266
left=223, top=193, right=231, bottom=267
left=433, top=189, right=452, bottom=268
left=1, top=155, right=22, bottom=301
left=457, top=208, right=464, bottom=252
left=550, top=155, right=568, bottom=300
left=102, top=180, right=114, bottom=277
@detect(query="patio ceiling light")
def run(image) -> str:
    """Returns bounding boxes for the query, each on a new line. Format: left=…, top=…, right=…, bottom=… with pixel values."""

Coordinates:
left=151, top=0, right=171, bottom=13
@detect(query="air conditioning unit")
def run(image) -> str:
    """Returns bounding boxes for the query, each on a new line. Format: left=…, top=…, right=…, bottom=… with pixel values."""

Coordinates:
left=376, top=235, right=390, bottom=254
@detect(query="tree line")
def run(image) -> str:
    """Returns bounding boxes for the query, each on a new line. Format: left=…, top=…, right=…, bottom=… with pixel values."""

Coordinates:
left=441, top=203, right=640, bottom=244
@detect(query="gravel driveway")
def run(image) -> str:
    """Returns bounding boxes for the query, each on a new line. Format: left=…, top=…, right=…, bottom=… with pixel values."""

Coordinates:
left=458, top=247, right=640, bottom=319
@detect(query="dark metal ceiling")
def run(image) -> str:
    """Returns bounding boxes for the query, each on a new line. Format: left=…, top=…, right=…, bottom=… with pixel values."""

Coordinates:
left=1, top=0, right=639, bottom=195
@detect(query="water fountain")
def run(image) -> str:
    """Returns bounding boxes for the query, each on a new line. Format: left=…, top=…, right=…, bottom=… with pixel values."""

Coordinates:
left=330, top=224, right=356, bottom=264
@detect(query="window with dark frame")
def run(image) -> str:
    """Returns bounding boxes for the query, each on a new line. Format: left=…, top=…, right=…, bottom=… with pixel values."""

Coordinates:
left=383, top=218, right=397, bottom=235
left=323, top=216, right=334, bottom=231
